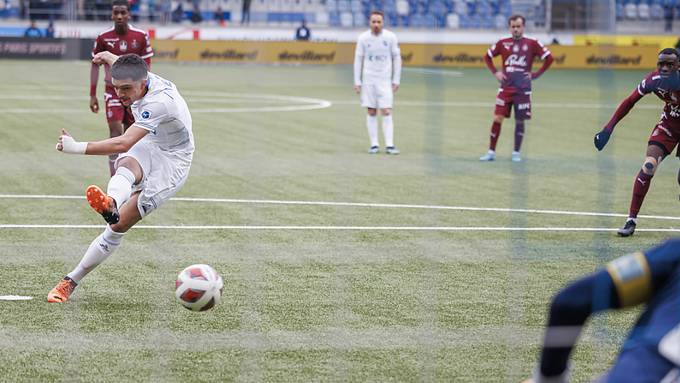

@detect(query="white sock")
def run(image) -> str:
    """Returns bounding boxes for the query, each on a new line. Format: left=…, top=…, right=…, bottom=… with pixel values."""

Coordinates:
left=107, top=166, right=135, bottom=209
left=67, top=226, right=124, bottom=283
left=367, top=115, right=379, bottom=147
left=383, top=114, right=394, bottom=147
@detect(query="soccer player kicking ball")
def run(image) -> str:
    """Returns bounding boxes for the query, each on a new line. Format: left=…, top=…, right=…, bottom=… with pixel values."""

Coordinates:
left=524, top=238, right=680, bottom=382
left=353, top=10, right=402, bottom=155
left=594, top=48, right=680, bottom=237
left=480, top=14, right=553, bottom=162
left=48, top=52, right=194, bottom=303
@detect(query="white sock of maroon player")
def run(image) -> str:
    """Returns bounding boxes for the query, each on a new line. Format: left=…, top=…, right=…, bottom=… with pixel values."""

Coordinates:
left=107, top=166, right=136, bottom=209
left=367, top=115, right=379, bottom=147
left=383, top=114, right=394, bottom=147
left=489, top=121, right=501, bottom=151
left=514, top=120, right=525, bottom=152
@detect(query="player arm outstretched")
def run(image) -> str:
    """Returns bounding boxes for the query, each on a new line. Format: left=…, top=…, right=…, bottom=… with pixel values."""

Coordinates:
left=56, top=125, right=148, bottom=155
left=594, top=87, right=645, bottom=151
left=528, top=239, right=680, bottom=383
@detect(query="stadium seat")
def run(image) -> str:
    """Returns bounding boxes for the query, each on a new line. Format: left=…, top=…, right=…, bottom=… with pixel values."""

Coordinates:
left=340, top=10, right=352, bottom=25
left=329, top=10, right=340, bottom=25
left=638, top=3, right=650, bottom=18
left=494, top=13, right=505, bottom=28
left=350, top=0, right=361, bottom=12
left=650, top=3, right=662, bottom=18
left=624, top=2, right=637, bottom=18
left=446, top=11, right=459, bottom=28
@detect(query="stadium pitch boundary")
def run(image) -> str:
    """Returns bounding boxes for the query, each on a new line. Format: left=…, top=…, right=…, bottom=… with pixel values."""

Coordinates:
left=1, top=193, right=679, bottom=222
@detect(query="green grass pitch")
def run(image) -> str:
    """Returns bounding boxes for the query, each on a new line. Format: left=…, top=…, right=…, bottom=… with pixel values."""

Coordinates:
left=0, top=60, right=678, bottom=382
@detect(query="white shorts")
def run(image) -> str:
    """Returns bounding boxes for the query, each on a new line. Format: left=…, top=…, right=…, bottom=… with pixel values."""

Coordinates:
left=361, top=83, right=393, bottom=109
left=116, top=137, right=192, bottom=218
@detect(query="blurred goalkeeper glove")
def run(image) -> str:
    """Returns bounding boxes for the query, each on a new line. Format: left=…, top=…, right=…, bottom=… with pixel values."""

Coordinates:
left=594, top=130, right=611, bottom=151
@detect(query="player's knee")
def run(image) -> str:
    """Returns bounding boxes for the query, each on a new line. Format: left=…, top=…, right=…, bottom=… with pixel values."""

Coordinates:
left=641, top=157, right=658, bottom=175
left=381, top=108, right=392, bottom=116
left=493, top=115, right=504, bottom=124
left=367, top=108, right=377, bottom=116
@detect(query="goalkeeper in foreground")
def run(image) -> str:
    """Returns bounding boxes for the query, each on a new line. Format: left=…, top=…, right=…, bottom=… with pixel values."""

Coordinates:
left=527, top=238, right=680, bottom=382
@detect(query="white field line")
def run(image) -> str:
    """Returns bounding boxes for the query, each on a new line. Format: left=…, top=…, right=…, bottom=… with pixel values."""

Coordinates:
left=0, top=93, right=657, bottom=111
left=0, top=92, right=332, bottom=114
left=0, top=194, right=679, bottom=222
left=329, top=99, right=660, bottom=109
left=0, top=295, right=33, bottom=301
left=0, top=224, right=678, bottom=232
left=401, top=67, right=465, bottom=76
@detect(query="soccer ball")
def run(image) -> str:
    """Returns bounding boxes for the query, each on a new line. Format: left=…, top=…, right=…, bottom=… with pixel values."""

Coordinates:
left=175, top=264, right=224, bottom=311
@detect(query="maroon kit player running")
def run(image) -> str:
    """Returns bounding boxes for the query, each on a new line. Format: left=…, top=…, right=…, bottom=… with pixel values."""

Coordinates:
left=90, top=0, right=153, bottom=176
left=594, top=48, right=680, bottom=237
left=480, top=14, right=553, bottom=162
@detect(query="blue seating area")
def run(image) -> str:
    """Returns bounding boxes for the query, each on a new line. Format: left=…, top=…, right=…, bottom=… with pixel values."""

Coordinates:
left=616, top=0, right=676, bottom=20
left=326, top=0, right=513, bottom=28
left=0, top=0, right=544, bottom=30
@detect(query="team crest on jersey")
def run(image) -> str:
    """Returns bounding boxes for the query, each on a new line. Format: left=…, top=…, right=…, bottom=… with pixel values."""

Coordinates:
left=120, top=40, right=127, bottom=52
left=131, top=39, right=138, bottom=49
left=383, top=40, right=388, bottom=46
left=522, top=44, right=528, bottom=51
left=141, top=110, right=151, bottom=119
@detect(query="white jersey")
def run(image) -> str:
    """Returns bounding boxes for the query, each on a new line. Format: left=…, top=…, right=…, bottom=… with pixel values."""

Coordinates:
left=354, top=29, right=402, bottom=86
left=131, top=72, right=194, bottom=155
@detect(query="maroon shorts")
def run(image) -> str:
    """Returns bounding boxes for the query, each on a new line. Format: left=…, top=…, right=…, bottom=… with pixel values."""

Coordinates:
left=104, top=87, right=135, bottom=127
left=648, top=119, right=680, bottom=157
left=494, top=88, right=532, bottom=120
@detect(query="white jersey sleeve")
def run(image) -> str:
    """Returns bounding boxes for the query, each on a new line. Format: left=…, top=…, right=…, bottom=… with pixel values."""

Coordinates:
left=134, top=101, right=167, bottom=133
left=390, top=32, right=402, bottom=85
left=354, top=32, right=366, bottom=86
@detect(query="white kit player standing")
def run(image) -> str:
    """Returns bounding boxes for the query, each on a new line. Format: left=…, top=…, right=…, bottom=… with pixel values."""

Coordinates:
left=48, top=52, right=194, bottom=303
left=354, top=10, right=402, bottom=155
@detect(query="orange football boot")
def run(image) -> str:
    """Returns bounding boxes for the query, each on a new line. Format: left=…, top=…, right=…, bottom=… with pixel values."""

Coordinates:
left=86, top=185, right=119, bottom=224
left=47, top=277, right=77, bottom=303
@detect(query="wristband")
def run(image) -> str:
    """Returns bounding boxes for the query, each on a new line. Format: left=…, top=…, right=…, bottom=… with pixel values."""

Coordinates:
left=59, top=135, right=87, bottom=154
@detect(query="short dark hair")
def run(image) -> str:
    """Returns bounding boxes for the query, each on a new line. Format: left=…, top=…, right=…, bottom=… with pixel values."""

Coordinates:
left=370, top=10, right=384, bottom=19
left=659, top=47, right=679, bottom=57
left=111, top=0, right=128, bottom=9
left=508, top=14, right=525, bottom=26
left=111, top=54, right=148, bottom=81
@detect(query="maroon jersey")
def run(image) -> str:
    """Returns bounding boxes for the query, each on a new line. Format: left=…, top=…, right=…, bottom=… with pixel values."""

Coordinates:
left=92, top=25, right=153, bottom=88
left=487, top=36, right=551, bottom=91
left=637, top=71, right=680, bottom=121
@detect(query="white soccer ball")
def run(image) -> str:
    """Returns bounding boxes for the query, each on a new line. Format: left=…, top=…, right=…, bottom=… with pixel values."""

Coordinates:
left=175, top=264, right=224, bottom=311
